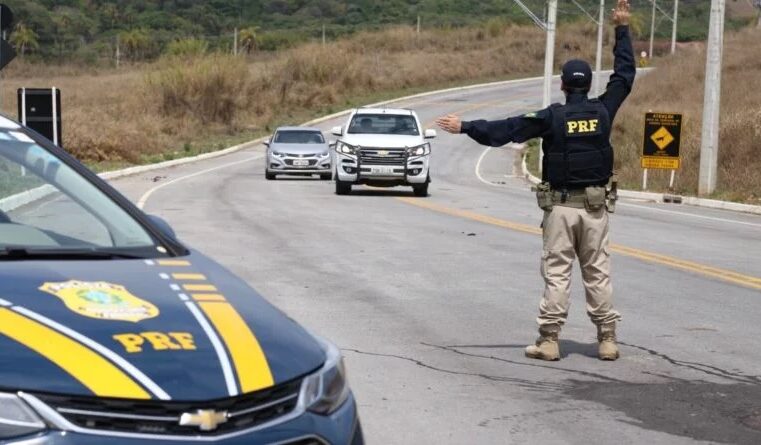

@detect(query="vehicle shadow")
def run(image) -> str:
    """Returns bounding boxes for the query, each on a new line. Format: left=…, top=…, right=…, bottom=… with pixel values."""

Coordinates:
left=347, top=188, right=422, bottom=198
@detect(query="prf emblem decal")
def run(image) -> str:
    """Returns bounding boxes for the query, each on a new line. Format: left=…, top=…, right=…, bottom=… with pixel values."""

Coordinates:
left=566, top=119, right=599, bottom=134
left=39, top=281, right=159, bottom=323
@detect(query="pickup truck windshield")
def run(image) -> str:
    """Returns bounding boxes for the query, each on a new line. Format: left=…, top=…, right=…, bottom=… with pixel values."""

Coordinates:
left=347, top=114, right=419, bottom=136
left=0, top=129, right=158, bottom=254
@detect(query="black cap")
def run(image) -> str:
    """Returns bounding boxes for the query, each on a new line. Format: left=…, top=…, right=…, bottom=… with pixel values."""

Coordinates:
left=561, top=59, right=592, bottom=90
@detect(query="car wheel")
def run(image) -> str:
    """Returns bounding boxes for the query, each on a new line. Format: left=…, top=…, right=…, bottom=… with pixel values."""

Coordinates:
left=265, top=171, right=276, bottom=180
left=335, top=179, right=352, bottom=195
left=320, top=173, right=332, bottom=181
left=412, top=176, right=430, bottom=197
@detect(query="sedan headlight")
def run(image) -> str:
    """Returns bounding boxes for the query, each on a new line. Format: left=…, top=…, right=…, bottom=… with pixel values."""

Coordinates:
left=407, top=143, right=431, bottom=156
left=319, top=151, right=330, bottom=158
left=336, top=142, right=357, bottom=155
left=0, top=394, right=46, bottom=439
left=298, top=338, right=350, bottom=415
left=272, top=151, right=286, bottom=158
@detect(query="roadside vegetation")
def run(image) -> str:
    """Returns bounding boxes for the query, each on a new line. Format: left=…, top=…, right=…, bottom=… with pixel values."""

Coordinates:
left=1, top=22, right=612, bottom=165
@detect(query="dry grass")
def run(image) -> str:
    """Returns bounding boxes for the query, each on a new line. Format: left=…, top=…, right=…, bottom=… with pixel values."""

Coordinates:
left=2, top=22, right=610, bottom=165
left=612, top=27, right=761, bottom=203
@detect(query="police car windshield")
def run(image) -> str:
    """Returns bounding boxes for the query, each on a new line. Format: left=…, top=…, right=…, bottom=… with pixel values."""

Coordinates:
left=274, top=131, right=324, bottom=144
left=0, top=128, right=159, bottom=255
left=348, top=114, right=419, bottom=136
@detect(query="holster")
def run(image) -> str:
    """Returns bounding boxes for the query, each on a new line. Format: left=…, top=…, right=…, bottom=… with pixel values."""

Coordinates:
left=533, top=182, right=554, bottom=212
left=606, top=176, right=619, bottom=214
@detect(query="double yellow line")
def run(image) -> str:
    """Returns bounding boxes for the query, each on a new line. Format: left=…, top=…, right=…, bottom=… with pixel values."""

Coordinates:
left=398, top=198, right=761, bottom=292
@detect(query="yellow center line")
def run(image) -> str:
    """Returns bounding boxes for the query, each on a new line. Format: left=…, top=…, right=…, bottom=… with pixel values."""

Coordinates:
left=397, top=197, right=761, bottom=292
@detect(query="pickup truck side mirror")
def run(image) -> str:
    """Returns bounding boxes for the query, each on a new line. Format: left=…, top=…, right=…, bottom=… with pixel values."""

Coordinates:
left=331, top=126, right=343, bottom=137
left=424, top=129, right=437, bottom=139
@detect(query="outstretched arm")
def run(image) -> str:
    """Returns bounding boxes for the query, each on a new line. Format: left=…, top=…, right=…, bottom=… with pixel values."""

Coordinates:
left=436, top=109, right=552, bottom=147
left=599, top=0, right=635, bottom=121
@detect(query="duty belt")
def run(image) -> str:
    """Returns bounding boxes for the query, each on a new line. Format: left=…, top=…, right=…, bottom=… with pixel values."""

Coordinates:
left=550, top=189, right=589, bottom=208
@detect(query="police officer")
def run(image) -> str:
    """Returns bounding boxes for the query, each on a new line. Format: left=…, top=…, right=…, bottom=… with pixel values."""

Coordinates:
left=436, top=0, right=634, bottom=361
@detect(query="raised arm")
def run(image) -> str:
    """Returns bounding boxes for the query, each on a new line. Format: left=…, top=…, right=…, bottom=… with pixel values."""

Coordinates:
left=436, top=109, right=553, bottom=147
left=599, top=0, right=635, bottom=121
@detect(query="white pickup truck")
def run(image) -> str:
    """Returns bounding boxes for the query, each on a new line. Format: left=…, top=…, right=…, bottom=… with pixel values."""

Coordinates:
left=331, top=108, right=436, bottom=197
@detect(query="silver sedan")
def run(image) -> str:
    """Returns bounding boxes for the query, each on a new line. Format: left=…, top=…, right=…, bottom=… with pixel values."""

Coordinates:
left=265, top=127, right=332, bottom=180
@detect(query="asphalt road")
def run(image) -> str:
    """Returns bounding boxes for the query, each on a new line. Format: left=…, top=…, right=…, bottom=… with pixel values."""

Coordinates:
left=114, top=77, right=761, bottom=445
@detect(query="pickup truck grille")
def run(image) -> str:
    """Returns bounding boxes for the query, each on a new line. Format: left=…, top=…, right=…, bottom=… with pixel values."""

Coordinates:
left=359, top=148, right=407, bottom=166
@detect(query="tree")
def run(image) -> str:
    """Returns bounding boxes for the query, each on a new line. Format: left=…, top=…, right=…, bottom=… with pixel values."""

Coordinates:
left=239, top=26, right=260, bottom=53
left=119, top=29, right=152, bottom=61
left=10, top=22, right=39, bottom=56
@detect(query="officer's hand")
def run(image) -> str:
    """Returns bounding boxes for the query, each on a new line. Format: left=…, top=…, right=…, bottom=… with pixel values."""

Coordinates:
left=436, top=115, right=462, bottom=134
left=612, top=0, right=630, bottom=26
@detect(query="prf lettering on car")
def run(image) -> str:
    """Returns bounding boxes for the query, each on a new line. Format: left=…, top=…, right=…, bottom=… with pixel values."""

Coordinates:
left=566, top=119, right=599, bottom=134
left=113, top=332, right=196, bottom=353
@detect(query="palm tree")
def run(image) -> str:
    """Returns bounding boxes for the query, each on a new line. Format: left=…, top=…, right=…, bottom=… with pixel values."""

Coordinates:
left=119, top=29, right=151, bottom=61
left=10, top=22, right=39, bottom=57
left=239, top=26, right=260, bottom=54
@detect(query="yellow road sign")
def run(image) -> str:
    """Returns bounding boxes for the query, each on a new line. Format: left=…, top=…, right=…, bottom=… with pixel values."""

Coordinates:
left=650, top=126, right=675, bottom=150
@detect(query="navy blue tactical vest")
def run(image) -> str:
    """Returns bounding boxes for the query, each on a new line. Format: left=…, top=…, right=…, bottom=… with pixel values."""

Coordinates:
left=542, top=99, right=613, bottom=189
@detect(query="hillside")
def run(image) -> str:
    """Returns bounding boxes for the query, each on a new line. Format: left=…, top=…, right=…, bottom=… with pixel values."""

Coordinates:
left=4, top=0, right=753, bottom=63
left=613, top=27, right=761, bottom=203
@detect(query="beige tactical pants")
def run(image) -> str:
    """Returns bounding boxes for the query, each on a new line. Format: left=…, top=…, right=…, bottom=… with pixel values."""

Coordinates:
left=538, top=205, right=621, bottom=328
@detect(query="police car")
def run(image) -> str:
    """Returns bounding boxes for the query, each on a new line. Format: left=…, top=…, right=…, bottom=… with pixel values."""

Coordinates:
left=0, top=116, right=362, bottom=444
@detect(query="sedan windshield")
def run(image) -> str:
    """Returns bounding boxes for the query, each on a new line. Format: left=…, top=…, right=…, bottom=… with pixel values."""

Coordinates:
left=347, top=114, right=419, bottom=136
left=274, top=131, right=325, bottom=144
left=0, top=126, right=160, bottom=256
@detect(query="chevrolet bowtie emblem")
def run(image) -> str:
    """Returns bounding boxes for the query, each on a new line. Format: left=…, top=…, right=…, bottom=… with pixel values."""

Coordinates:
left=378, top=150, right=389, bottom=156
left=179, top=409, right=229, bottom=431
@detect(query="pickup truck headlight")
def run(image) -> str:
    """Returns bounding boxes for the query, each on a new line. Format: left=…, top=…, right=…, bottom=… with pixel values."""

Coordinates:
left=299, top=338, right=350, bottom=415
left=0, top=394, right=46, bottom=439
left=336, top=142, right=357, bottom=155
left=407, top=143, right=431, bottom=156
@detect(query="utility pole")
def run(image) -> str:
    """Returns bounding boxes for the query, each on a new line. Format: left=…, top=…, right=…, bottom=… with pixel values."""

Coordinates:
left=698, top=0, right=725, bottom=196
left=417, top=15, right=421, bottom=34
left=649, top=0, right=656, bottom=58
left=671, top=0, right=679, bottom=54
left=539, top=0, right=557, bottom=173
left=115, top=35, right=121, bottom=68
left=594, top=0, right=605, bottom=96
left=322, top=24, right=326, bottom=46
left=233, top=27, right=238, bottom=56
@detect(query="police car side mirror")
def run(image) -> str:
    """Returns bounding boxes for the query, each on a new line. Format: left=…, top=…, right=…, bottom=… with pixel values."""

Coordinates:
left=331, top=126, right=343, bottom=137
left=424, top=129, right=437, bottom=139
left=148, top=215, right=177, bottom=241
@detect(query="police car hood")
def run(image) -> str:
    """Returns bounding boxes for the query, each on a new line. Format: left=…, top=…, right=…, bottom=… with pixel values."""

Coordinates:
left=341, top=134, right=424, bottom=149
left=0, top=251, right=325, bottom=401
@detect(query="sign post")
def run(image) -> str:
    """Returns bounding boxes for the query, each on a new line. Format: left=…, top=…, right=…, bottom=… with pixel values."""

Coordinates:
left=641, top=112, right=682, bottom=190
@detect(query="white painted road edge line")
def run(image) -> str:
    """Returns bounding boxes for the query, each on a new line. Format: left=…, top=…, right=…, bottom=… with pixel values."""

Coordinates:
left=136, top=155, right=264, bottom=209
